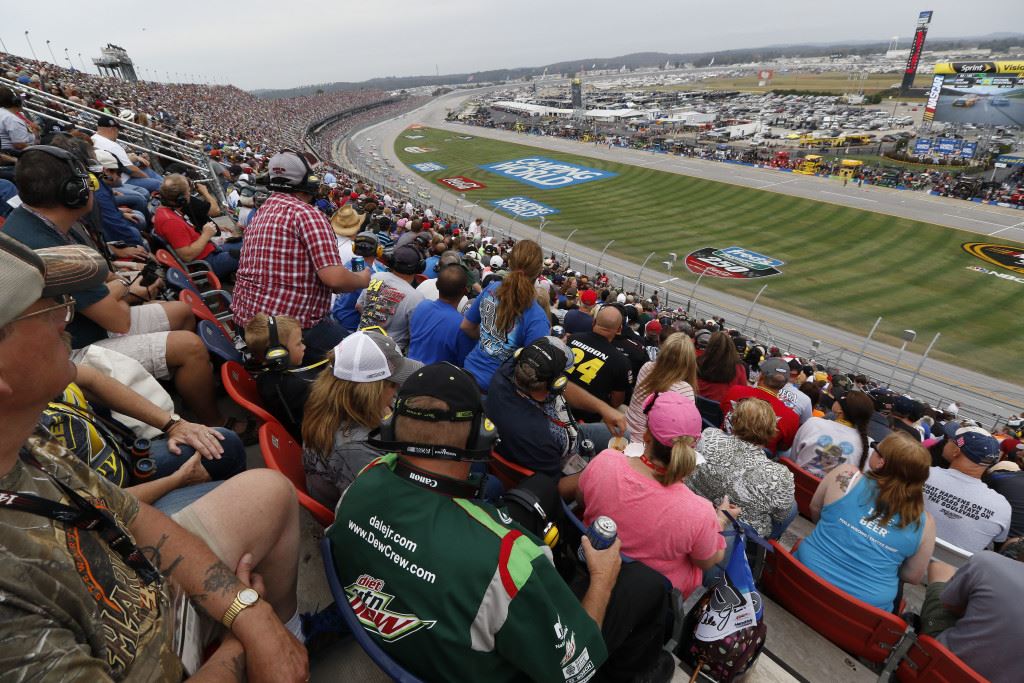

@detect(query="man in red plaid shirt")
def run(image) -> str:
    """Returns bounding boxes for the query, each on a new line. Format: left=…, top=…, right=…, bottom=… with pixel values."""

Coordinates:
left=232, top=151, right=370, bottom=362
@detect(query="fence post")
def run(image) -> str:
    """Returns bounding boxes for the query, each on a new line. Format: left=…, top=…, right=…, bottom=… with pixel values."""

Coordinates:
left=853, top=317, right=883, bottom=374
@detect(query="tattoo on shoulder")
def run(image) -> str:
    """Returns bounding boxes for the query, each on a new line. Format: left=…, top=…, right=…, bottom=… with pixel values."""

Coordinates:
left=836, top=470, right=854, bottom=492
left=138, top=533, right=184, bottom=578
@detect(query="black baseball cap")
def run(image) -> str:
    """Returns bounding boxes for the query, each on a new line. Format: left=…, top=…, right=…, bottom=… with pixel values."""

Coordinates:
left=390, top=244, right=423, bottom=275
left=395, top=363, right=482, bottom=422
left=95, top=115, right=122, bottom=129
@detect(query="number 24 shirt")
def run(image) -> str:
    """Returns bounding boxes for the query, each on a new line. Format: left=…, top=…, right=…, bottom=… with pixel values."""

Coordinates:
left=565, top=332, right=633, bottom=422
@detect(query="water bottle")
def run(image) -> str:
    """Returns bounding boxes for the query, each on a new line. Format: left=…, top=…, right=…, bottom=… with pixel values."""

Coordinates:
left=578, top=515, right=617, bottom=563
left=350, top=256, right=366, bottom=272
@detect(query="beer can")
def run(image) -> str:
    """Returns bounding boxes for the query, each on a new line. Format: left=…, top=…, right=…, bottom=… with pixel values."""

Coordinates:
left=350, top=256, right=365, bottom=272
left=578, top=438, right=596, bottom=459
left=133, top=457, right=157, bottom=481
left=587, top=516, right=618, bottom=551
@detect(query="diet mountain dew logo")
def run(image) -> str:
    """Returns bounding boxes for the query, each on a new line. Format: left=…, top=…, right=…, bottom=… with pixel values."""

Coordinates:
left=346, top=574, right=436, bottom=641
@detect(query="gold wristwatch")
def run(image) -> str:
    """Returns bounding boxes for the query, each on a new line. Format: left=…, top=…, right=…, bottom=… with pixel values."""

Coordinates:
left=221, top=587, right=260, bottom=630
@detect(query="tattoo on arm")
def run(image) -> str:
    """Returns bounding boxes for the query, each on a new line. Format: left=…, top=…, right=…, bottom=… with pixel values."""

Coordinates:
left=192, top=561, right=243, bottom=615
left=220, top=650, right=245, bottom=682
left=138, top=533, right=184, bottom=579
left=836, top=470, right=854, bottom=492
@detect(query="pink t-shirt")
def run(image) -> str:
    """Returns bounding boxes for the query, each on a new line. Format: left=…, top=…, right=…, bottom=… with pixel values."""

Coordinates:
left=579, top=449, right=724, bottom=595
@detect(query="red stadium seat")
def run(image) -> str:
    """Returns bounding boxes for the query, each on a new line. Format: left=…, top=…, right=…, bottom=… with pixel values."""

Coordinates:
left=221, top=361, right=278, bottom=426
left=895, top=635, right=986, bottom=683
left=154, top=248, right=219, bottom=289
left=180, top=289, right=235, bottom=340
left=488, top=450, right=535, bottom=491
left=778, top=457, right=820, bottom=519
left=258, top=422, right=335, bottom=528
left=760, top=540, right=911, bottom=665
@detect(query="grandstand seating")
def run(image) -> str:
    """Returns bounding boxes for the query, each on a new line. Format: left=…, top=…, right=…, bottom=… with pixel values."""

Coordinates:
left=778, top=457, right=820, bottom=519
left=197, top=320, right=244, bottom=365
left=179, top=289, right=235, bottom=341
left=894, top=634, right=986, bottom=683
left=760, top=539, right=912, bottom=666
left=487, top=450, right=535, bottom=491
left=221, top=361, right=278, bottom=426
left=153, top=247, right=215, bottom=284
left=694, top=395, right=723, bottom=429
left=320, top=536, right=425, bottom=683
left=259, top=422, right=335, bottom=527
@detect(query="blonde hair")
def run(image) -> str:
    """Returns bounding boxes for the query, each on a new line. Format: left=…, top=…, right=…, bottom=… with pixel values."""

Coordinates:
left=636, top=333, right=697, bottom=400
left=301, top=365, right=392, bottom=458
left=864, top=432, right=930, bottom=529
left=495, top=240, right=543, bottom=333
left=244, top=314, right=301, bottom=363
left=647, top=433, right=698, bottom=486
left=730, top=398, right=778, bottom=446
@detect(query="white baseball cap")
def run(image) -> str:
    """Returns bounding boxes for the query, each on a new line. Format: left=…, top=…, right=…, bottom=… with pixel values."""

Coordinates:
left=332, top=331, right=422, bottom=384
left=490, top=255, right=504, bottom=268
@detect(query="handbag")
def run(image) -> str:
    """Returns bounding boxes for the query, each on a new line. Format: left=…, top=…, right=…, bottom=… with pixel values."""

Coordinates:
left=684, top=513, right=772, bottom=682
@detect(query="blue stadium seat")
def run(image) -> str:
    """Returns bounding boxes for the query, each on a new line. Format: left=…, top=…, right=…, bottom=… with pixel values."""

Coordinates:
left=197, top=319, right=243, bottom=364
left=319, top=536, right=425, bottom=683
left=694, top=395, right=723, bottom=429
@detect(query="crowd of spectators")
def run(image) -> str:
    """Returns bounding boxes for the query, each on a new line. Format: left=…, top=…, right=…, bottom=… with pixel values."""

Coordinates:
left=1, top=59, right=1022, bottom=683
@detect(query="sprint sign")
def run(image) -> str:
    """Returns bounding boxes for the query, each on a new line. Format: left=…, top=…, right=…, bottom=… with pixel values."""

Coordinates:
left=481, top=157, right=616, bottom=189
left=438, top=176, right=486, bottom=191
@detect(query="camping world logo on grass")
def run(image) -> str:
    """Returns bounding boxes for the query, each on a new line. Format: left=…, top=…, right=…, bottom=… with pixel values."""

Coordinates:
left=962, top=242, right=1024, bottom=275
left=411, top=162, right=446, bottom=173
left=481, top=157, right=616, bottom=189
left=684, top=246, right=784, bottom=279
left=491, top=197, right=559, bottom=219
left=404, top=147, right=436, bottom=154
left=438, top=176, right=486, bottom=191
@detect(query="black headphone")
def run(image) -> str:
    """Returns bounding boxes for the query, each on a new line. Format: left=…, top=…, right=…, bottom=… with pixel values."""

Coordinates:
left=352, top=232, right=380, bottom=258
left=514, top=339, right=569, bottom=393
left=263, top=315, right=290, bottom=372
left=268, top=150, right=321, bottom=195
left=369, top=367, right=497, bottom=463
left=501, top=487, right=560, bottom=548
left=389, top=244, right=426, bottom=276
left=25, top=145, right=93, bottom=208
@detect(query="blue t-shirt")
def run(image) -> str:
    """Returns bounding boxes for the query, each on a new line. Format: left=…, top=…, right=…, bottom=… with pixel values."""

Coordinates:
left=563, top=309, right=594, bottom=335
left=407, top=299, right=474, bottom=366
left=795, top=476, right=924, bottom=611
left=462, top=281, right=550, bottom=390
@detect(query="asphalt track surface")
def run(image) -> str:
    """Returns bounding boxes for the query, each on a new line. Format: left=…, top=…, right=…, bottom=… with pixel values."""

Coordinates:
left=338, top=90, right=1024, bottom=423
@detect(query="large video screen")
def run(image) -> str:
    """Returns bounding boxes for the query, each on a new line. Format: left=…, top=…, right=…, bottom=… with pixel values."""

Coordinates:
left=925, top=62, right=1024, bottom=126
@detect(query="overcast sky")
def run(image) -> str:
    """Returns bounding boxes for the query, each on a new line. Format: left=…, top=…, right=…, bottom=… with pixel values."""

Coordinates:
left=2, top=1, right=1019, bottom=91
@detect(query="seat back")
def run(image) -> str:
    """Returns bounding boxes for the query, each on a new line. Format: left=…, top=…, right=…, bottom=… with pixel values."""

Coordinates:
left=695, top=395, right=724, bottom=429
left=778, top=457, right=820, bottom=519
left=220, top=361, right=278, bottom=426
left=487, top=449, right=535, bottom=491
left=258, top=422, right=334, bottom=527
left=895, top=634, right=986, bottom=683
left=155, top=248, right=185, bottom=272
left=166, top=266, right=202, bottom=295
left=760, top=540, right=908, bottom=664
left=319, top=536, right=425, bottom=683
left=197, top=319, right=243, bottom=364
left=181, top=290, right=235, bottom=339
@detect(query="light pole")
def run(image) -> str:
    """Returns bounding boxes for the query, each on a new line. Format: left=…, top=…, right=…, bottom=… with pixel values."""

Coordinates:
left=809, top=339, right=821, bottom=363
left=78, top=53, right=86, bottom=72
left=64, top=47, right=73, bottom=70
left=537, top=216, right=547, bottom=244
left=853, top=317, right=883, bottom=374
left=45, top=40, right=56, bottom=64
left=561, top=228, right=578, bottom=262
left=907, top=332, right=940, bottom=394
left=688, top=269, right=708, bottom=315
left=596, top=240, right=615, bottom=271
left=636, top=251, right=656, bottom=292
left=24, top=31, right=37, bottom=61
left=885, top=329, right=917, bottom=389
left=742, top=284, right=768, bottom=332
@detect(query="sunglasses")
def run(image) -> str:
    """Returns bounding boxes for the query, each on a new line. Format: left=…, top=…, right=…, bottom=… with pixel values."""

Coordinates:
left=13, top=295, right=76, bottom=324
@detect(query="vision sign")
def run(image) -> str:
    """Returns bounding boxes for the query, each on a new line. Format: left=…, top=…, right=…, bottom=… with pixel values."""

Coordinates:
left=684, top=246, right=784, bottom=279
left=490, top=196, right=559, bottom=219
left=481, top=157, right=616, bottom=189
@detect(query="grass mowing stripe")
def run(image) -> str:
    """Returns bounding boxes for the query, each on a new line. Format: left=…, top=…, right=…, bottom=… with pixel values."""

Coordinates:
left=394, top=127, right=1024, bottom=382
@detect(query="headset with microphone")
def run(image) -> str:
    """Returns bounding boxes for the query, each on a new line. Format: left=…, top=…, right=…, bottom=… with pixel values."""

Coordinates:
left=24, top=145, right=96, bottom=209
left=263, top=315, right=291, bottom=372
left=268, top=150, right=321, bottom=196
left=513, top=338, right=569, bottom=393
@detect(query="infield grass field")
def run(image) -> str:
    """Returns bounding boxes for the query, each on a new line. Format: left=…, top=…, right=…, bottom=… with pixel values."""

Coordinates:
left=394, top=127, right=1024, bottom=382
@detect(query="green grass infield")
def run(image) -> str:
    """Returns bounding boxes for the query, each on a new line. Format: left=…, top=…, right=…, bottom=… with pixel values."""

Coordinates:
left=394, top=127, right=1024, bottom=383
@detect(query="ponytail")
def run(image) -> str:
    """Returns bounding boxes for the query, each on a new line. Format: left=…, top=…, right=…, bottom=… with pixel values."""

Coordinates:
left=649, top=435, right=698, bottom=486
left=495, top=240, right=543, bottom=333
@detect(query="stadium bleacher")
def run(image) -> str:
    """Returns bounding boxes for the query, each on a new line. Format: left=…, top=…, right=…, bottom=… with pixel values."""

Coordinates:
left=2, top=49, right=1020, bottom=683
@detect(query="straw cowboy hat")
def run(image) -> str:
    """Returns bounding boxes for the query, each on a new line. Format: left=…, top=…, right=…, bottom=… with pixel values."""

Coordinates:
left=331, top=206, right=363, bottom=237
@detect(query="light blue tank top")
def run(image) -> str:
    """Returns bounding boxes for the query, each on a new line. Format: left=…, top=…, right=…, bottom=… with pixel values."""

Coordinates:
left=795, top=475, right=924, bottom=611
